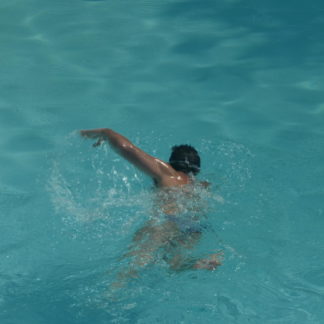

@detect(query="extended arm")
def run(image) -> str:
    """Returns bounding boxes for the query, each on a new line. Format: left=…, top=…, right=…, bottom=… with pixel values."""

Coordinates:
left=80, top=128, right=175, bottom=181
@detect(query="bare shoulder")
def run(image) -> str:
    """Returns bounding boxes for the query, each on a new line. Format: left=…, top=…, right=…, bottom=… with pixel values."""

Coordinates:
left=157, top=169, right=190, bottom=187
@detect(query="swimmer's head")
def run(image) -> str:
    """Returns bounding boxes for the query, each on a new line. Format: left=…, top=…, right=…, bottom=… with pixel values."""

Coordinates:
left=169, top=145, right=201, bottom=175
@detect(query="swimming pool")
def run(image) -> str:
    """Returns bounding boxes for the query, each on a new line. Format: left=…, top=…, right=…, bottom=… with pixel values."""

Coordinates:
left=1, top=0, right=324, bottom=323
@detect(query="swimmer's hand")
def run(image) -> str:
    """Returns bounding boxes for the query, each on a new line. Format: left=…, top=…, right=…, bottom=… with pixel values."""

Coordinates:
left=80, top=129, right=102, bottom=139
left=80, top=129, right=105, bottom=147
left=92, top=138, right=104, bottom=147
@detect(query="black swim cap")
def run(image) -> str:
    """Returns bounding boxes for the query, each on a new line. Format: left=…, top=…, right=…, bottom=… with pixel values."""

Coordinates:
left=169, top=145, right=200, bottom=175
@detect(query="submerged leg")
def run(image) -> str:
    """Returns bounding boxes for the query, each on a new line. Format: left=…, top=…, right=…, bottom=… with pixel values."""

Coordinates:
left=167, top=251, right=223, bottom=271
left=192, top=252, right=223, bottom=270
left=110, top=222, right=178, bottom=290
left=164, top=231, right=223, bottom=271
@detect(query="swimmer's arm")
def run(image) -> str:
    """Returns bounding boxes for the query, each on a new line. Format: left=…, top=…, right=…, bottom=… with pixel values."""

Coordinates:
left=80, top=128, right=174, bottom=181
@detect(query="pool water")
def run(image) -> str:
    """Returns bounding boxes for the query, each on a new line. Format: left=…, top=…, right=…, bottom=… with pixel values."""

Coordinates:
left=1, top=0, right=324, bottom=323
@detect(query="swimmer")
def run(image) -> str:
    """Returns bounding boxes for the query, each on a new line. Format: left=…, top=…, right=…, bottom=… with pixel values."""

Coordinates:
left=80, top=128, right=222, bottom=284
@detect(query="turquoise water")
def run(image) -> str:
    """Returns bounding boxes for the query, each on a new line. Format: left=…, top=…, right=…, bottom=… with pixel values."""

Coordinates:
left=1, top=0, right=324, bottom=323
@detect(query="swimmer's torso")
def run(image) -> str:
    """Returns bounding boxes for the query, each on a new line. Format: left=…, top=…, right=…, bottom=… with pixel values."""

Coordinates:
left=151, top=178, right=210, bottom=232
left=153, top=184, right=198, bottom=215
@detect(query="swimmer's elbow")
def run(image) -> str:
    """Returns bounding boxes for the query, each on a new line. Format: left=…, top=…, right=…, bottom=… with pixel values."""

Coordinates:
left=101, top=129, right=133, bottom=151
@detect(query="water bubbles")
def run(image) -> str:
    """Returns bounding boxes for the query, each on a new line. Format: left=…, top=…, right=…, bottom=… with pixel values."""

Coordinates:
left=200, top=139, right=253, bottom=202
left=47, top=133, right=152, bottom=244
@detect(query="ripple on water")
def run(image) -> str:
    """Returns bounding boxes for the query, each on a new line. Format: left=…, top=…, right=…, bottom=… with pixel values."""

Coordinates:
left=0, top=107, right=27, bottom=127
left=3, top=130, right=54, bottom=152
left=0, top=190, right=31, bottom=211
